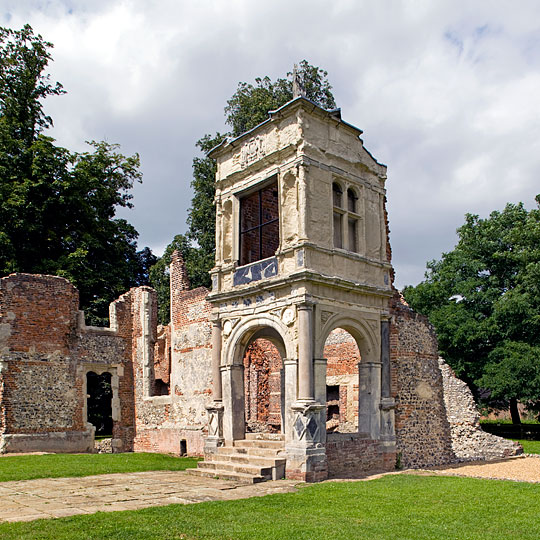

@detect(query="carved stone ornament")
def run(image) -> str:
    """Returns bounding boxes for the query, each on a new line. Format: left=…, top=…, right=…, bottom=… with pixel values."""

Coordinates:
left=240, top=136, right=266, bottom=168
left=320, top=310, right=333, bottom=323
left=282, top=307, right=296, bottom=326
left=222, top=320, right=233, bottom=337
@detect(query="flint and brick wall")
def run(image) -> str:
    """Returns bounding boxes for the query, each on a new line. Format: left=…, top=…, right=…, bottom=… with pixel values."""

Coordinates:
left=0, top=274, right=134, bottom=453
left=390, top=294, right=455, bottom=468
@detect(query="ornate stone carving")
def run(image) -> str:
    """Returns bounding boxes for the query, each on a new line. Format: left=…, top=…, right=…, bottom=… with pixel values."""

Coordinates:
left=282, top=307, right=296, bottom=326
left=240, top=136, right=266, bottom=168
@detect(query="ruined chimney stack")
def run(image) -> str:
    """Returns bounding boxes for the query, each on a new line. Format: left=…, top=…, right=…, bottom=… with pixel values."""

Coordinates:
left=170, top=250, right=190, bottom=293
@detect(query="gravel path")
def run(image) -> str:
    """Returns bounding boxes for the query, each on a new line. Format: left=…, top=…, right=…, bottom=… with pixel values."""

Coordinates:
left=407, top=455, right=540, bottom=483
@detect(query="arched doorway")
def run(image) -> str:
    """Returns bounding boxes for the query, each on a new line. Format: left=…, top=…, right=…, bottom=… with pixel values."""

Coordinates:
left=323, top=328, right=360, bottom=433
left=243, top=338, right=283, bottom=433
left=86, top=371, right=113, bottom=436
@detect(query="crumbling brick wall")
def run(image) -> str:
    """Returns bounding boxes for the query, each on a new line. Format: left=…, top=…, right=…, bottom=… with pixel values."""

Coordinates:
left=131, top=251, right=213, bottom=456
left=390, top=293, right=455, bottom=468
left=0, top=274, right=135, bottom=453
left=243, top=339, right=282, bottom=432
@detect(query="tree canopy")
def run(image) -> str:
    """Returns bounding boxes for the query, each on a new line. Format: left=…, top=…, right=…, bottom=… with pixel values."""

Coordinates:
left=0, top=25, right=154, bottom=324
left=151, top=61, right=337, bottom=323
left=403, top=197, right=540, bottom=422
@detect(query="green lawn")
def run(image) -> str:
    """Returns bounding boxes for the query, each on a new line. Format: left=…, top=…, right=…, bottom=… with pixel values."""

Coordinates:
left=513, top=439, right=540, bottom=454
left=0, top=475, right=538, bottom=540
left=0, top=453, right=198, bottom=482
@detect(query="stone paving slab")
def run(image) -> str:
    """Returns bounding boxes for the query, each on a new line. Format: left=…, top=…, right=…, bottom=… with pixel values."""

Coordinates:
left=0, top=470, right=299, bottom=523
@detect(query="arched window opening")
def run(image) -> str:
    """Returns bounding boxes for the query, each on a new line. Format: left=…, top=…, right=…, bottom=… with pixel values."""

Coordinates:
left=243, top=338, right=283, bottom=433
left=347, top=188, right=357, bottom=213
left=323, top=328, right=360, bottom=433
left=86, top=371, right=113, bottom=436
left=332, top=182, right=343, bottom=208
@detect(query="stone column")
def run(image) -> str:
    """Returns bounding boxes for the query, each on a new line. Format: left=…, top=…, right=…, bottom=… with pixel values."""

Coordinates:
left=379, top=320, right=396, bottom=468
left=211, top=319, right=223, bottom=402
left=283, top=358, right=298, bottom=442
left=205, top=319, right=224, bottom=452
left=286, top=305, right=327, bottom=482
left=358, top=361, right=382, bottom=439
left=221, top=364, right=245, bottom=442
left=297, top=303, right=314, bottom=402
left=314, top=358, right=328, bottom=445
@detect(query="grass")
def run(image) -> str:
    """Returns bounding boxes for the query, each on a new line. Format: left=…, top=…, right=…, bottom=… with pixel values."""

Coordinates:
left=0, top=475, right=538, bottom=539
left=0, top=453, right=198, bottom=482
left=513, top=439, right=540, bottom=454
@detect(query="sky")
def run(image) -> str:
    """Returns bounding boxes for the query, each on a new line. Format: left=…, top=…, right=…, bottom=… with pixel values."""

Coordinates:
left=3, top=0, right=540, bottom=289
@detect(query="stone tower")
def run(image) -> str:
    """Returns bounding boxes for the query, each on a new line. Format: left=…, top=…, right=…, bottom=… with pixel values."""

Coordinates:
left=205, top=97, right=395, bottom=481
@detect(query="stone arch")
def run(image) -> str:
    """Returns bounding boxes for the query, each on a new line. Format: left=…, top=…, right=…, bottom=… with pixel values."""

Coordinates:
left=220, top=313, right=294, bottom=441
left=223, top=313, right=294, bottom=367
left=316, top=314, right=378, bottom=363
left=317, top=314, right=382, bottom=439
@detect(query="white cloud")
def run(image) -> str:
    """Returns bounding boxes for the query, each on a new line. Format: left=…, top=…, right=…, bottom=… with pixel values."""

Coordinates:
left=2, top=0, right=540, bottom=289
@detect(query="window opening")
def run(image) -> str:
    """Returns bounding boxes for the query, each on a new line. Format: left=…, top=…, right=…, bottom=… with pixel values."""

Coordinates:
left=347, top=188, right=357, bottom=213
left=239, top=179, right=279, bottom=266
left=333, top=212, right=343, bottom=249
left=332, top=182, right=343, bottom=208
left=86, top=371, right=113, bottom=436
left=348, top=218, right=357, bottom=252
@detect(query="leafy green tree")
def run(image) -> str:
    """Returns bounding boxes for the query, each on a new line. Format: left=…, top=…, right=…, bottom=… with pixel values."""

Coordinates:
left=0, top=25, right=152, bottom=324
left=403, top=197, right=540, bottom=423
left=225, top=60, right=336, bottom=137
left=151, top=61, right=337, bottom=322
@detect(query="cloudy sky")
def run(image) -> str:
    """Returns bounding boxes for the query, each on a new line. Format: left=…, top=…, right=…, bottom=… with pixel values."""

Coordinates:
left=3, top=1, right=540, bottom=288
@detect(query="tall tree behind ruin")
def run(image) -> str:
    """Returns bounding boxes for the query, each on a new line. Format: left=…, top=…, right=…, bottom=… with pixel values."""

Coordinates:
left=403, top=198, right=540, bottom=423
left=151, top=61, right=336, bottom=324
left=0, top=25, right=155, bottom=324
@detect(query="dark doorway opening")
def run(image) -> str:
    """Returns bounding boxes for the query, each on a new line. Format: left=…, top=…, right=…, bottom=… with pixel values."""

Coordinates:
left=87, top=371, right=113, bottom=436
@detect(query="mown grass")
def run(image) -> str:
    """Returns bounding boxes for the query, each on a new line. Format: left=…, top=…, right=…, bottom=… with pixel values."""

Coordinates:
left=0, top=453, right=198, bottom=482
left=513, top=439, right=540, bottom=454
left=0, top=475, right=538, bottom=540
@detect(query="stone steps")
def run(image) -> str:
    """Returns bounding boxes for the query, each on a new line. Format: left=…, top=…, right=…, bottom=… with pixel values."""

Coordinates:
left=188, top=433, right=286, bottom=484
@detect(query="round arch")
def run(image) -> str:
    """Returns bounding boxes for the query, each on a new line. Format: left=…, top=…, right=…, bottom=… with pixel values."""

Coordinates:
left=223, top=313, right=294, bottom=367
left=316, top=314, right=379, bottom=363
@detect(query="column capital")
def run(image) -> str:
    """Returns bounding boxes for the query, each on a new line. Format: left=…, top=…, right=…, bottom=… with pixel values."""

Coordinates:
left=296, top=300, right=315, bottom=311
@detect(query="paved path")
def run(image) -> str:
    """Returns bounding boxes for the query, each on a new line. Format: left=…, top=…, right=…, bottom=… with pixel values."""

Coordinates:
left=0, top=471, right=299, bottom=523
left=1, top=456, right=538, bottom=523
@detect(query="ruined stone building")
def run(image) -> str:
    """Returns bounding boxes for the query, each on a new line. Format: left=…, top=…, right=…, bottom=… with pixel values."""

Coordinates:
left=0, top=97, right=519, bottom=481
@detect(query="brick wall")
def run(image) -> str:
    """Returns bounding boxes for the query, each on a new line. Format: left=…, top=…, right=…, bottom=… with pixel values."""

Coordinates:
left=243, top=339, right=282, bottom=432
left=131, top=255, right=213, bottom=457
left=326, top=434, right=388, bottom=478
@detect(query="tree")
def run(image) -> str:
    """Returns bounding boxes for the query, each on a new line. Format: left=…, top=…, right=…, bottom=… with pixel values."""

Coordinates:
left=403, top=197, right=540, bottom=422
left=225, top=60, right=336, bottom=137
left=0, top=25, right=152, bottom=324
left=151, top=61, right=337, bottom=323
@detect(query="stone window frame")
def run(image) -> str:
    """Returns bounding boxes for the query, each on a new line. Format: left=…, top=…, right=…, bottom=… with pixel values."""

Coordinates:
left=237, top=175, right=280, bottom=267
left=332, top=180, right=361, bottom=253
left=82, top=364, right=121, bottom=433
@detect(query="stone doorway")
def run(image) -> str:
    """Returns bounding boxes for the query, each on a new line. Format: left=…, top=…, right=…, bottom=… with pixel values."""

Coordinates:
left=323, top=328, right=360, bottom=433
left=86, top=371, right=113, bottom=436
left=243, top=338, right=283, bottom=434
